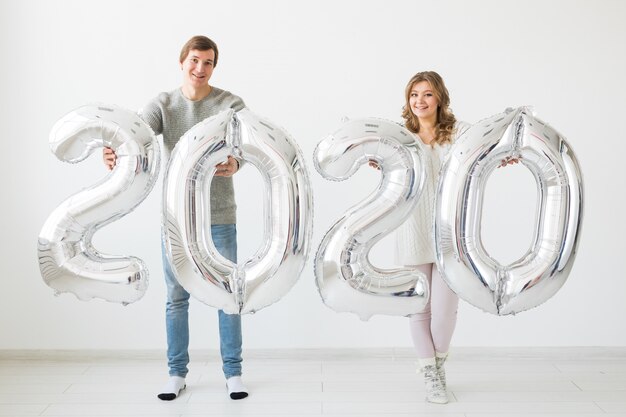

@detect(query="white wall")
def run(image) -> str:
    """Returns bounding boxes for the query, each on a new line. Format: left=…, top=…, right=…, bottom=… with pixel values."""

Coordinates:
left=1, top=0, right=624, bottom=349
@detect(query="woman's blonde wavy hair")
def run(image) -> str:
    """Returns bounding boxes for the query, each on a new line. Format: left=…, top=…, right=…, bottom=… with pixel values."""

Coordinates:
left=401, top=71, right=457, bottom=145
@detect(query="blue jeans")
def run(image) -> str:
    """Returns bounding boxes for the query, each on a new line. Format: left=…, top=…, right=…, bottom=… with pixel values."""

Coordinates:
left=162, top=224, right=243, bottom=379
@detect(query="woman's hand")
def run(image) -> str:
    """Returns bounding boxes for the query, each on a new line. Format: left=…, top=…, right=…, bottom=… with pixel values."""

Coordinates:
left=498, top=157, right=520, bottom=168
left=214, top=155, right=240, bottom=177
left=103, top=147, right=116, bottom=170
left=368, top=160, right=381, bottom=170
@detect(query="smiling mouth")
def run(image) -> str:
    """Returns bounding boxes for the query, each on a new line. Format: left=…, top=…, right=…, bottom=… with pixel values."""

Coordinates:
left=192, top=73, right=205, bottom=79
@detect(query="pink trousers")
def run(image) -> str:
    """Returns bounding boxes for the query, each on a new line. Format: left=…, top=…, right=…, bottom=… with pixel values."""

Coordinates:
left=409, top=263, right=459, bottom=358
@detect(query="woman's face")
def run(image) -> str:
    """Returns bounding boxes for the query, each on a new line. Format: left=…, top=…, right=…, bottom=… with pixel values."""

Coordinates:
left=409, top=81, right=439, bottom=122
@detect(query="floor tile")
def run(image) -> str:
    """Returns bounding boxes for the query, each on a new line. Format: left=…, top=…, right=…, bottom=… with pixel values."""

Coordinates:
left=1, top=348, right=625, bottom=416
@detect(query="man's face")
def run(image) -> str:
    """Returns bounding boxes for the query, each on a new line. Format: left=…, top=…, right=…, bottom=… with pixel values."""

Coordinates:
left=181, top=49, right=215, bottom=88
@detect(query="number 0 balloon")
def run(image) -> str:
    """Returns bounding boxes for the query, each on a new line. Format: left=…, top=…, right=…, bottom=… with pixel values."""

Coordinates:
left=37, top=104, right=160, bottom=304
left=314, top=118, right=429, bottom=320
left=435, top=107, right=584, bottom=315
left=163, top=108, right=313, bottom=314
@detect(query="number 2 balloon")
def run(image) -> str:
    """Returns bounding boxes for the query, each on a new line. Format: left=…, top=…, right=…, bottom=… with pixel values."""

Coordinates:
left=314, top=118, right=429, bottom=320
left=37, top=104, right=160, bottom=304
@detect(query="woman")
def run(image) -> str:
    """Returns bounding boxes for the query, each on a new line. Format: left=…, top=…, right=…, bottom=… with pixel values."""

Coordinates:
left=373, top=71, right=468, bottom=404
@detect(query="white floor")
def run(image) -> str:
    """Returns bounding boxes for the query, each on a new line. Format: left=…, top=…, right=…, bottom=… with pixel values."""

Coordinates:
left=1, top=348, right=625, bottom=416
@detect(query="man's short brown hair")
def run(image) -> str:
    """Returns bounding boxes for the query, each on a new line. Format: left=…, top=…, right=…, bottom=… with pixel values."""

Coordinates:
left=179, top=35, right=219, bottom=67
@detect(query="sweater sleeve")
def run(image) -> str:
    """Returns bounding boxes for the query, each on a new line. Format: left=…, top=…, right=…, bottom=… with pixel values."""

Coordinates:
left=231, top=94, right=246, bottom=112
left=138, top=96, right=164, bottom=135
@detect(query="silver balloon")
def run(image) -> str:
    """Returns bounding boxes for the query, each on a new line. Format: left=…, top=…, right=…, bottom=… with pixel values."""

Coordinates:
left=435, top=107, right=584, bottom=315
left=163, top=108, right=313, bottom=314
left=38, top=104, right=161, bottom=304
left=314, top=118, right=429, bottom=320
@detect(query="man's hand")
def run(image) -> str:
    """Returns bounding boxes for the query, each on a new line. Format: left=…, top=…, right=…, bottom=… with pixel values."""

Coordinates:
left=214, top=155, right=240, bottom=177
left=103, top=147, right=116, bottom=170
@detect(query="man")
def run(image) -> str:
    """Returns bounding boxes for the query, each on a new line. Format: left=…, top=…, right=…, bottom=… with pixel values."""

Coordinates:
left=103, top=35, right=248, bottom=401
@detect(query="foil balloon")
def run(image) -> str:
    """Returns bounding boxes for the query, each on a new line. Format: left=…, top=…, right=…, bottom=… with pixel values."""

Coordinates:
left=314, top=118, right=429, bottom=320
left=163, top=108, right=312, bottom=314
left=38, top=104, right=160, bottom=304
left=435, top=107, right=584, bottom=315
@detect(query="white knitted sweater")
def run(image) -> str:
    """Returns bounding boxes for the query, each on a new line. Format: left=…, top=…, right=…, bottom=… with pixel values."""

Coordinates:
left=395, top=121, right=470, bottom=266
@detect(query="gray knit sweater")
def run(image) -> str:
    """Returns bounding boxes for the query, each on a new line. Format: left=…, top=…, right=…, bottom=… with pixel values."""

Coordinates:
left=140, top=87, right=245, bottom=224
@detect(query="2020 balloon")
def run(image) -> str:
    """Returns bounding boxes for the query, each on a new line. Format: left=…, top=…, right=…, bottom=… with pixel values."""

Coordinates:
left=435, top=107, right=584, bottom=315
left=39, top=104, right=582, bottom=318
left=314, top=118, right=429, bottom=320
left=163, top=108, right=313, bottom=314
left=37, top=104, right=160, bottom=304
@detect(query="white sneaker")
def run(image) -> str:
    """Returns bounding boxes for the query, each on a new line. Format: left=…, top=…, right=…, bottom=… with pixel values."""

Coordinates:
left=435, top=355, right=448, bottom=391
left=226, top=376, right=249, bottom=400
left=157, top=376, right=186, bottom=401
left=421, top=364, right=448, bottom=404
